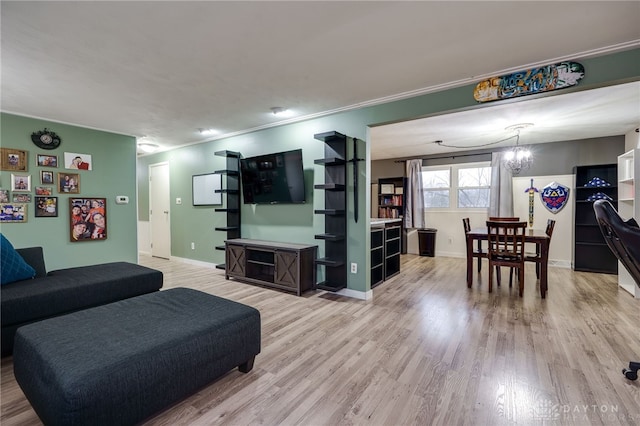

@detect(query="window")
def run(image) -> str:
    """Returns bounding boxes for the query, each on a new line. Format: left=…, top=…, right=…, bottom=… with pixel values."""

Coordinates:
left=422, top=162, right=491, bottom=209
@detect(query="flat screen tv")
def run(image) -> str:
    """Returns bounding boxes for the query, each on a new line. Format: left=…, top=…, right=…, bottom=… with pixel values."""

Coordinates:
left=240, top=149, right=306, bottom=204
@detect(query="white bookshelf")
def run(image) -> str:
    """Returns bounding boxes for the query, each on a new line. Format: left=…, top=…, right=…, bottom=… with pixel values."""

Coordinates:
left=617, top=149, right=639, bottom=298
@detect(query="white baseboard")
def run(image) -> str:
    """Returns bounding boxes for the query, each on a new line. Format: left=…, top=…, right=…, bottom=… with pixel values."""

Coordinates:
left=171, top=256, right=219, bottom=269
left=334, top=288, right=373, bottom=300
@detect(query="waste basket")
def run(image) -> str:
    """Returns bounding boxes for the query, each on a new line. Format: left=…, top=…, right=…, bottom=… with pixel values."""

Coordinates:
left=417, top=228, right=437, bottom=257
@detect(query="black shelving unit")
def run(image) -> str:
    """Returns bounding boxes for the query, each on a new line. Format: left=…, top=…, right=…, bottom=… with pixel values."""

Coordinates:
left=313, top=131, right=348, bottom=291
left=378, top=177, right=406, bottom=254
left=574, top=163, right=618, bottom=274
left=214, top=150, right=242, bottom=270
left=371, top=227, right=384, bottom=288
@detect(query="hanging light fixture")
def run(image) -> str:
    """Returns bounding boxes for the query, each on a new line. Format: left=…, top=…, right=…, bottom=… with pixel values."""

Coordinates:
left=504, top=123, right=533, bottom=175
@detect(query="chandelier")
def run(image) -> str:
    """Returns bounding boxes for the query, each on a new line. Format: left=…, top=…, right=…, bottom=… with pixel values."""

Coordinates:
left=504, top=123, right=533, bottom=175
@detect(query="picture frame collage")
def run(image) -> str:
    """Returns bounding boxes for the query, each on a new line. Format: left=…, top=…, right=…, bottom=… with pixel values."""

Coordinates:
left=1, top=143, right=102, bottom=235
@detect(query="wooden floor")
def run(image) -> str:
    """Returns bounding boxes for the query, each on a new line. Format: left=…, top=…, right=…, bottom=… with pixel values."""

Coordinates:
left=2, top=255, right=639, bottom=425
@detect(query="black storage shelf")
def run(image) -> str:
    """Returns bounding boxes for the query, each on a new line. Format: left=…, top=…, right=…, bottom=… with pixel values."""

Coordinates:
left=315, top=257, right=345, bottom=267
left=314, top=233, right=345, bottom=241
left=215, top=150, right=242, bottom=270
left=313, top=131, right=348, bottom=292
left=314, top=183, right=346, bottom=191
left=314, top=158, right=346, bottom=166
left=574, top=163, right=617, bottom=274
left=314, top=209, right=345, bottom=215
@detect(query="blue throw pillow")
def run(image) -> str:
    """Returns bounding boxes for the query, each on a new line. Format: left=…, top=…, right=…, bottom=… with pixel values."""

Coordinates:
left=1, top=233, right=35, bottom=285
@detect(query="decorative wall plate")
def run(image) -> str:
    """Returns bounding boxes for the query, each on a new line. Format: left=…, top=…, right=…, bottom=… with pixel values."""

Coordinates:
left=31, top=128, right=61, bottom=150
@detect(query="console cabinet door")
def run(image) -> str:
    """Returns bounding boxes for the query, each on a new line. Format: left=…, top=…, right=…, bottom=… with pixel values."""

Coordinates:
left=274, top=250, right=298, bottom=289
left=227, top=244, right=246, bottom=277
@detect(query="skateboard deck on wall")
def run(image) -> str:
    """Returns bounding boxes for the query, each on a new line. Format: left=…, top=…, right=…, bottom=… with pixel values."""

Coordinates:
left=473, top=61, right=584, bottom=102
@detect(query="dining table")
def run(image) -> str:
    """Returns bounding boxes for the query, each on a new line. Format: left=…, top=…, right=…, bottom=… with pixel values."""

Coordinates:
left=466, top=227, right=551, bottom=298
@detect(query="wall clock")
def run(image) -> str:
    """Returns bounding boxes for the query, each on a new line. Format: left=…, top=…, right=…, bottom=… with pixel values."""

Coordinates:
left=31, top=128, right=61, bottom=150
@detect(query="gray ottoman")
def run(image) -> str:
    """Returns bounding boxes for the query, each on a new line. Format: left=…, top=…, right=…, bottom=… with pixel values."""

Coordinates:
left=13, top=288, right=261, bottom=426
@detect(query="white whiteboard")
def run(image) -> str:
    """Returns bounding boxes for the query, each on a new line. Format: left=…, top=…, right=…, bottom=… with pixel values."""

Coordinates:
left=192, top=173, right=222, bottom=206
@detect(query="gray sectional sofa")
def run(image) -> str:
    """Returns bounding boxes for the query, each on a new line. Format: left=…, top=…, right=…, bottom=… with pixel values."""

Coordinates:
left=1, top=247, right=163, bottom=356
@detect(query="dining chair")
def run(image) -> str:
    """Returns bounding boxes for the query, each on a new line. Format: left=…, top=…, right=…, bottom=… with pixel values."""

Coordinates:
left=486, top=220, right=527, bottom=296
left=463, top=218, right=485, bottom=271
left=524, top=219, right=556, bottom=279
left=488, top=216, right=520, bottom=286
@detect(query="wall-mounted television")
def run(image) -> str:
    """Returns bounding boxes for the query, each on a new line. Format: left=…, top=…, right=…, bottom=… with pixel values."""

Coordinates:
left=240, top=149, right=306, bottom=204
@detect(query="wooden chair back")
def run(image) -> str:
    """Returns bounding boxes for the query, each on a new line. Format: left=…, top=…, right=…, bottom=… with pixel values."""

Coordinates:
left=488, top=216, right=520, bottom=222
left=486, top=221, right=527, bottom=262
left=545, top=219, right=556, bottom=238
left=462, top=217, right=471, bottom=233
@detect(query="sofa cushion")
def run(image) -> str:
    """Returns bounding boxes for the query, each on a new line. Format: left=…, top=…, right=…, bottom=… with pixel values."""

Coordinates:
left=1, top=234, right=35, bottom=285
left=1, top=262, right=162, bottom=327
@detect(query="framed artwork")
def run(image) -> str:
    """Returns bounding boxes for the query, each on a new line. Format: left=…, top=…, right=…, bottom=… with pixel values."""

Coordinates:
left=69, top=197, right=107, bottom=241
left=0, top=148, right=28, bottom=172
left=35, top=186, right=53, bottom=196
left=192, top=173, right=222, bottom=206
left=64, top=152, right=92, bottom=170
left=12, top=193, right=31, bottom=203
left=58, top=173, right=80, bottom=194
left=37, top=154, right=58, bottom=167
left=11, top=174, right=31, bottom=192
left=0, top=203, right=27, bottom=223
left=35, top=196, right=58, bottom=217
left=0, top=190, right=8, bottom=203
left=41, top=170, right=54, bottom=185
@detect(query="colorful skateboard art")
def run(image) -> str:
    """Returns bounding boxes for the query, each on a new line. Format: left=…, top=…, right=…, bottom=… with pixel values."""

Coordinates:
left=474, top=61, right=584, bottom=102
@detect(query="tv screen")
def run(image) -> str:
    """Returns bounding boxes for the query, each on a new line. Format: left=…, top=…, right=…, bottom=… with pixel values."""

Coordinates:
left=240, top=149, right=306, bottom=204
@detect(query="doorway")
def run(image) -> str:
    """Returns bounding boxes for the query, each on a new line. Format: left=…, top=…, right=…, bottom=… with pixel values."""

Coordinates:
left=149, top=162, right=171, bottom=259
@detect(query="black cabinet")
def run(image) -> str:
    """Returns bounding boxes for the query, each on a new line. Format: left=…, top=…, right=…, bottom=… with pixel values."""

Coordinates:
left=214, top=150, right=241, bottom=270
left=370, top=227, right=384, bottom=288
left=574, top=163, right=618, bottom=274
left=314, top=131, right=348, bottom=291
left=384, top=224, right=401, bottom=279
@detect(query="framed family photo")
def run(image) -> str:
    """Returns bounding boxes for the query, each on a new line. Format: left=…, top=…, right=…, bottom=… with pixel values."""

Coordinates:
left=64, top=152, right=92, bottom=170
left=35, top=186, right=53, bottom=196
left=35, top=196, right=58, bottom=217
left=0, top=148, right=28, bottom=172
left=12, top=193, right=31, bottom=203
left=0, top=203, right=27, bottom=223
left=11, top=174, right=31, bottom=192
left=37, top=154, right=58, bottom=167
left=0, top=189, right=9, bottom=203
left=41, top=170, right=54, bottom=185
left=69, top=197, right=107, bottom=241
left=58, top=173, right=80, bottom=194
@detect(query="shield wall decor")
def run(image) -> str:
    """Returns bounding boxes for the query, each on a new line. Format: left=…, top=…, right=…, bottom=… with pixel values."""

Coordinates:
left=540, top=181, right=570, bottom=213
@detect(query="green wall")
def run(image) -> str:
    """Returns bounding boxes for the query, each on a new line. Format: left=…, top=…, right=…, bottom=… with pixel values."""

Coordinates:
left=137, top=48, right=639, bottom=294
left=0, top=113, right=138, bottom=270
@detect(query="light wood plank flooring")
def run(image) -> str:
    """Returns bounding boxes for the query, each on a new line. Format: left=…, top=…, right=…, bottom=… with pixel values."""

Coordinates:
left=2, top=255, right=639, bottom=425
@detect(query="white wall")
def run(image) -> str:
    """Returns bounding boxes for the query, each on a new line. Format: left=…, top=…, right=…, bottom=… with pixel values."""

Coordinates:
left=512, top=175, right=574, bottom=267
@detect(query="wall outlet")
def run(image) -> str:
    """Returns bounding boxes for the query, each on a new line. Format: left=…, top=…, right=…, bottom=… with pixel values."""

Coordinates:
left=350, top=262, right=357, bottom=274
left=191, top=242, right=195, bottom=250
left=176, top=197, right=182, bottom=205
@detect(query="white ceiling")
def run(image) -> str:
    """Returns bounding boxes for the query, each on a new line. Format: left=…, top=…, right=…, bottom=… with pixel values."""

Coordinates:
left=1, top=1, right=639, bottom=157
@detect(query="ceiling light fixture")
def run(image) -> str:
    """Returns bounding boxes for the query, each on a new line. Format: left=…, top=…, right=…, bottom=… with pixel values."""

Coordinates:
left=270, top=106, right=290, bottom=117
left=503, top=123, right=534, bottom=175
left=198, top=128, right=218, bottom=136
left=138, top=143, right=159, bottom=153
